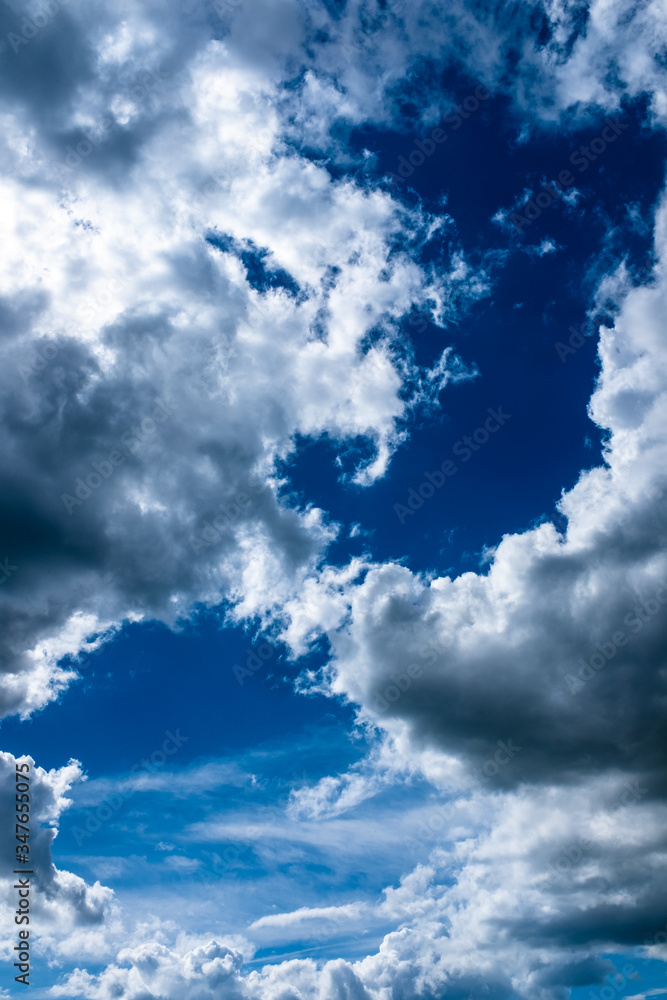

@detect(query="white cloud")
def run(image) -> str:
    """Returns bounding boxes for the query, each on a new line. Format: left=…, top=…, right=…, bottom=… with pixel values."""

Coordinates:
left=286, top=736, right=415, bottom=820
left=249, top=903, right=366, bottom=932
left=0, top=0, right=486, bottom=721
left=255, top=180, right=667, bottom=996
left=294, top=0, right=667, bottom=136
left=2, top=0, right=664, bottom=726
left=0, top=751, right=121, bottom=965
left=50, top=939, right=250, bottom=1000
left=73, top=759, right=255, bottom=806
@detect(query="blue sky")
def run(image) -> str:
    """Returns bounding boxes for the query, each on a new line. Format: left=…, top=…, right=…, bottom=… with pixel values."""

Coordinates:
left=1, top=2, right=667, bottom=999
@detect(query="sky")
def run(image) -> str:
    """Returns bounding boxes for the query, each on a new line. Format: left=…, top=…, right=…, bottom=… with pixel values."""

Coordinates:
left=0, top=1, right=667, bottom=998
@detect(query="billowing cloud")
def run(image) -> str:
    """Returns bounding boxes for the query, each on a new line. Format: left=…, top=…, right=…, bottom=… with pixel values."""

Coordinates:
left=3, top=2, right=667, bottom=999
left=292, top=185, right=667, bottom=796
left=0, top=751, right=119, bottom=967
left=253, top=178, right=667, bottom=998
left=0, top=0, right=485, bottom=721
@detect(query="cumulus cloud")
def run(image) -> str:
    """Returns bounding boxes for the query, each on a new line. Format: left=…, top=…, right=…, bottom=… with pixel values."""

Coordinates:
left=4, top=2, right=667, bottom=999
left=250, top=181, right=667, bottom=996
left=0, top=751, right=119, bottom=965
left=50, top=939, right=249, bottom=1000
left=0, top=0, right=486, bottom=721
left=289, top=184, right=667, bottom=796
left=2, top=0, right=665, bottom=724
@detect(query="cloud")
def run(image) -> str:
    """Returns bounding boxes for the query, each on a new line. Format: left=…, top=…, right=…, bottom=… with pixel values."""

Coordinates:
left=2, top=0, right=664, bottom=724
left=249, top=902, right=366, bottom=931
left=42, top=770, right=667, bottom=999
left=4, top=2, right=667, bottom=999
left=304, top=185, right=667, bottom=788
left=245, top=179, right=667, bottom=996
left=295, top=0, right=667, bottom=138
left=286, top=734, right=418, bottom=820
left=6, top=0, right=665, bottom=728
left=73, top=759, right=256, bottom=806
left=0, top=0, right=487, bottom=722
left=50, top=939, right=249, bottom=1000
left=0, top=751, right=120, bottom=964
